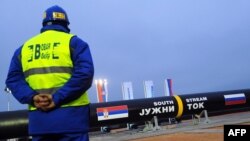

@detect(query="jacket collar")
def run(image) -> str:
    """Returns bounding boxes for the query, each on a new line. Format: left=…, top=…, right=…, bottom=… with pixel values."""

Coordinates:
left=40, top=25, right=70, bottom=33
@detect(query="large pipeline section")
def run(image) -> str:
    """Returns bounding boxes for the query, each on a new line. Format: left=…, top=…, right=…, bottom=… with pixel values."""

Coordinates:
left=1, top=89, right=250, bottom=139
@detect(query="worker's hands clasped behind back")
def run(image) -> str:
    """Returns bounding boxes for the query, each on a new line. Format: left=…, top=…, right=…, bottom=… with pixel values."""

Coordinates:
left=33, top=94, right=56, bottom=111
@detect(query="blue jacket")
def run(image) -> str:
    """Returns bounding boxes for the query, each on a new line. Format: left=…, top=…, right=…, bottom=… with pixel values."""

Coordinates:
left=5, top=25, right=94, bottom=135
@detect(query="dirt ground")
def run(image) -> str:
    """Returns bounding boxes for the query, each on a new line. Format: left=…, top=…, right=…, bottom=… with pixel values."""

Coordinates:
left=132, top=123, right=249, bottom=141
left=130, top=126, right=225, bottom=141
left=90, top=112, right=250, bottom=141
left=132, top=132, right=223, bottom=141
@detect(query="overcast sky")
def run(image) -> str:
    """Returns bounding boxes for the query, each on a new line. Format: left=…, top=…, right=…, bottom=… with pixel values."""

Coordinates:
left=1, top=0, right=250, bottom=111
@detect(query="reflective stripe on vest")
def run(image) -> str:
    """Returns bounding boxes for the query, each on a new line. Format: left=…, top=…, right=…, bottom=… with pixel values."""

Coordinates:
left=21, top=30, right=89, bottom=110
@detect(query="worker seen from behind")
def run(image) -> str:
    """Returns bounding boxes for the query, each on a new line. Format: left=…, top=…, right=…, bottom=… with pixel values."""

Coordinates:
left=5, top=5, right=94, bottom=141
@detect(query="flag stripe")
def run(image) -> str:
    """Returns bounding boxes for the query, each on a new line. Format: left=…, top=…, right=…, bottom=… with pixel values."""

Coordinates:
left=225, top=100, right=246, bottom=106
left=225, top=97, right=245, bottom=101
left=97, top=109, right=128, bottom=116
left=97, top=105, right=128, bottom=112
left=98, top=113, right=128, bottom=121
left=224, top=94, right=245, bottom=99
left=97, top=83, right=103, bottom=102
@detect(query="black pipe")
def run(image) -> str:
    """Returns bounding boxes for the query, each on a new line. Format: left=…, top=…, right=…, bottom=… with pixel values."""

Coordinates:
left=1, top=89, right=250, bottom=139
left=0, top=110, right=28, bottom=139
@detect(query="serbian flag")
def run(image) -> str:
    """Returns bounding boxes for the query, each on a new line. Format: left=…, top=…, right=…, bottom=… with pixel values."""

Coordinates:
left=224, top=93, right=246, bottom=106
left=97, top=82, right=107, bottom=102
left=97, top=105, right=128, bottom=121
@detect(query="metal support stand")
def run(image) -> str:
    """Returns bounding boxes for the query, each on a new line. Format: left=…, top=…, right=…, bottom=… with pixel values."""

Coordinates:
left=101, top=126, right=110, bottom=133
left=143, top=116, right=161, bottom=132
left=126, top=123, right=130, bottom=130
left=127, top=123, right=137, bottom=130
left=168, top=117, right=178, bottom=124
left=143, top=121, right=153, bottom=132
left=203, top=110, right=211, bottom=124
left=153, top=116, right=161, bottom=130
left=192, top=110, right=211, bottom=125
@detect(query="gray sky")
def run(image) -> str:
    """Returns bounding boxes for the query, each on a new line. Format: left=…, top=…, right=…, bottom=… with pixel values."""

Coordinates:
left=1, top=0, right=250, bottom=111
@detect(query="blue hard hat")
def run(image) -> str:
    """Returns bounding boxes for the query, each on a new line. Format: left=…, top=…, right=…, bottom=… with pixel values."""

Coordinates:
left=43, top=5, right=70, bottom=25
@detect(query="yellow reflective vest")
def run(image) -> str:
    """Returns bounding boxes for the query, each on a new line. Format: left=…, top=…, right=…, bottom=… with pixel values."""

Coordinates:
left=21, top=30, right=89, bottom=110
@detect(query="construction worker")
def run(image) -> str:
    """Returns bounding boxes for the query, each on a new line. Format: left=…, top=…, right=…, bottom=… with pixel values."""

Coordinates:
left=5, top=5, right=94, bottom=141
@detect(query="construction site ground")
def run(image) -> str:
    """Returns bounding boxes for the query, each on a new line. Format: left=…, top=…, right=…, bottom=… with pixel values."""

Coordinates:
left=90, top=111, right=250, bottom=141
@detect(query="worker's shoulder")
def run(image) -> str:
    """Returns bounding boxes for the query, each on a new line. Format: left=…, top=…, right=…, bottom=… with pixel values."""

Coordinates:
left=70, top=35, right=89, bottom=47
